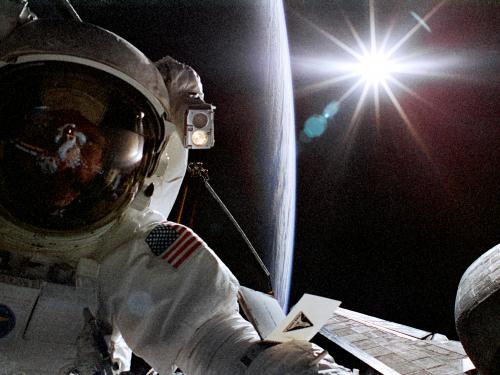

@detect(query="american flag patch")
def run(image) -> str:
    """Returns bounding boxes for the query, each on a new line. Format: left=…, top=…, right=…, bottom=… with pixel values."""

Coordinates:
left=145, top=223, right=203, bottom=269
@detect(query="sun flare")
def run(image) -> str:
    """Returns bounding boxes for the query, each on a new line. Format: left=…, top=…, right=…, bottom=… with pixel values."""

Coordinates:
left=296, top=0, right=453, bottom=148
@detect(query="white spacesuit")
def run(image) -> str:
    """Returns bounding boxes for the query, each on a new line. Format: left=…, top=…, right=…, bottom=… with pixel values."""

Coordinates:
left=0, top=3, right=352, bottom=374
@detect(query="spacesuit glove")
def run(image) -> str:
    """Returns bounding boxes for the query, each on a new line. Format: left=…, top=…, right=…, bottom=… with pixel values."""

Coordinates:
left=245, top=340, right=353, bottom=375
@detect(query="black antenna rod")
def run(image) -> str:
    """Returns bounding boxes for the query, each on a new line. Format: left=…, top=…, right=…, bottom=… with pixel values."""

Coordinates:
left=187, top=162, right=273, bottom=293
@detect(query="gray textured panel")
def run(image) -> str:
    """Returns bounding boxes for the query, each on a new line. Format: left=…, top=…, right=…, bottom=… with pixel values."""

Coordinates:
left=321, top=309, right=475, bottom=375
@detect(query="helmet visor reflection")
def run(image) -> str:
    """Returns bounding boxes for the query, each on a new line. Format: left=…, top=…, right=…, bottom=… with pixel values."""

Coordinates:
left=0, top=62, right=163, bottom=232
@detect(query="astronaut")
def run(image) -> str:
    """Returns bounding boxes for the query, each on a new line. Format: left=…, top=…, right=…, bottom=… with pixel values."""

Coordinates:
left=0, top=2, right=352, bottom=374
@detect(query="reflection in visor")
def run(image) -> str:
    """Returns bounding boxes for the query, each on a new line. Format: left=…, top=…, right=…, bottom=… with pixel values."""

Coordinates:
left=0, top=62, right=163, bottom=232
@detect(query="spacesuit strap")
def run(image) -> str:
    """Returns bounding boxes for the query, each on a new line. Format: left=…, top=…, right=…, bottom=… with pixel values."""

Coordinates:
left=74, top=258, right=117, bottom=374
left=175, top=311, right=261, bottom=375
left=76, top=258, right=100, bottom=313
left=83, top=307, right=114, bottom=373
left=0, top=0, right=36, bottom=41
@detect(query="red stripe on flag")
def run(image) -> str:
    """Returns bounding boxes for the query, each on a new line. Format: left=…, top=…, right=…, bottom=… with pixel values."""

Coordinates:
left=156, top=223, right=203, bottom=269
left=166, top=235, right=199, bottom=263
left=172, top=242, right=202, bottom=268
left=160, top=226, right=189, bottom=259
left=161, top=232, right=189, bottom=259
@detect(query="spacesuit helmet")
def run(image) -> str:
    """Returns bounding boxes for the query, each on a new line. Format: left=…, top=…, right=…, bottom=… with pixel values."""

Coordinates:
left=0, top=19, right=185, bottom=234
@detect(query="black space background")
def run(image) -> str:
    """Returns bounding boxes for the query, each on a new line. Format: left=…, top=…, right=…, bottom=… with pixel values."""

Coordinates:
left=286, top=0, right=500, bottom=340
left=29, top=0, right=500, bottom=344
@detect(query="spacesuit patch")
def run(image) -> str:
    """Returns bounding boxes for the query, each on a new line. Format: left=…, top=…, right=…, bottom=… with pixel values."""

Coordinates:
left=145, top=223, right=203, bottom=269
left=0, top=304, right=15, bottom=338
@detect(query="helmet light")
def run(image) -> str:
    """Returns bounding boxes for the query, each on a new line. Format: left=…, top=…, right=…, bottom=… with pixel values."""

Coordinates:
left=184, top=105, right=215, bottom=149
left=191, top=130, right=210, bottom=147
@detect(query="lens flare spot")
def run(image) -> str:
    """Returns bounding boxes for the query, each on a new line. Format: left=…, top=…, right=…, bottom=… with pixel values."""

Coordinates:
left=410, top=11, right=432, bottom=33
left=323, top=101, right=340, bottom=119
left=304, top=115, right=327, bottom=138
left=127, top=291, right=153, bottom=316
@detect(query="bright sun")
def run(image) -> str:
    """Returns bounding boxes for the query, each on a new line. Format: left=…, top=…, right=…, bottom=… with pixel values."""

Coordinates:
left=356, top=53, right=395, bottom=85
left=297, top=0, right=451, bottom=139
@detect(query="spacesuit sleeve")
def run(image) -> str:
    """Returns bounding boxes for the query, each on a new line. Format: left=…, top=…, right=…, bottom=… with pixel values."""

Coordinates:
left=98, top=221, right=258, bottom=374
left=98, top=221, right=351, bottom=375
